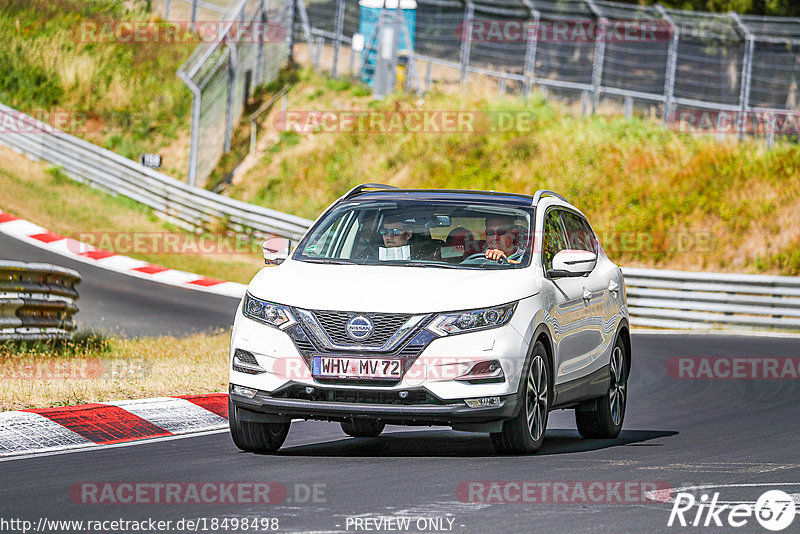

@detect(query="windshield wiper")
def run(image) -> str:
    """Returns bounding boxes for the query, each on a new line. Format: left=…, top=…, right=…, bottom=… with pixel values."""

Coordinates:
left=299, top=258, right=361, bottom=265
left=380, top=261, right=480, bottom=270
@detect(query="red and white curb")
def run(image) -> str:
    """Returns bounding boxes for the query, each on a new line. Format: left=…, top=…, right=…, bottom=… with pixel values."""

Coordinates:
left=0, top=393, right=229, bottom=457
left=0, top=210, right=246, bottom=299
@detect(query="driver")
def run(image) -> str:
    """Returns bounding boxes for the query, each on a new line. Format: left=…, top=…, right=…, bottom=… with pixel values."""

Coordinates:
left=380, top=214, right=412, bottom=248
left=484, top=215, right=525, bottom=264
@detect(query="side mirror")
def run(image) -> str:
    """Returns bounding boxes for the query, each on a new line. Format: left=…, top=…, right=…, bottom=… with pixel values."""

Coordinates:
left=547, top=249, right=597, bottom=278
left=262, top=237, right=291, bottom=265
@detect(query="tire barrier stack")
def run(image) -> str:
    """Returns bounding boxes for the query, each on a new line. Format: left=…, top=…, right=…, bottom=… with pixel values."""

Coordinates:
left=0, top=261, right=81, bottom=341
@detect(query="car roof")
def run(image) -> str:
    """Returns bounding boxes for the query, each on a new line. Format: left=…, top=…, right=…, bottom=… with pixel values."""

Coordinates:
left=347, top=189, right=535, bottom=208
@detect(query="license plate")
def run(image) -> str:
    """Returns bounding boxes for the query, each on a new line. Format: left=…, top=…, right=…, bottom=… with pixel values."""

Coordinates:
left=312, top=356, right=402, bottom=379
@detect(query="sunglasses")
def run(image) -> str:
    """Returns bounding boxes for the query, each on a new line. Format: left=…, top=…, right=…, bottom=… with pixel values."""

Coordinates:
left=380, top=228, right=405, bottom=236
left=487, top=228, right=511, bottom=237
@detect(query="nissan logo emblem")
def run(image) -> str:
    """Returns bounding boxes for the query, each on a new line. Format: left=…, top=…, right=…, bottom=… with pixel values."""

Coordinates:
left=346, top=315, right=374, bottom=341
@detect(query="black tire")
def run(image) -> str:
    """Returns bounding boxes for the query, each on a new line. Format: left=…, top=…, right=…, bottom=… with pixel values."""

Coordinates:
left=575, top=335, right=628, bottom=439
left=229, top=399, right=291, bottom=453
left=341, top=420, right=385, bottom=437
left=491, top=340, right=551, bottom=454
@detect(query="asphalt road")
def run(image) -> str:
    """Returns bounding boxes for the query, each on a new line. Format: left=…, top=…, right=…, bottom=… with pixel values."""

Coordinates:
left=0, top=233, right=240, bottom=337
left=2, top=333, right=799, bottom=533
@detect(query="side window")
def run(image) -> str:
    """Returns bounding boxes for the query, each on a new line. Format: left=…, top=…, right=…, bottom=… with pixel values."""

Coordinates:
left=561, top=211, right=597, bottom=253
left=542, top=209, right=568, bottom=272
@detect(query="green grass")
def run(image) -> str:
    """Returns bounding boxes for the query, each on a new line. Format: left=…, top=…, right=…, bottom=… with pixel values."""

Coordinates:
left=0, top=147, right=263, bottom=283
left=229, top=68, right=800, bottom=275
left=0, top=0, right=195, bottom=176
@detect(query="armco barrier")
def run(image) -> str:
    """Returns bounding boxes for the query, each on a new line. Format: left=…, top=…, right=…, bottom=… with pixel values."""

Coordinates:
left=0, top=261, right=81, bottom=341
left=0, top=103, right=312, bottom=242
left=622, top=267, right=800, bottom=331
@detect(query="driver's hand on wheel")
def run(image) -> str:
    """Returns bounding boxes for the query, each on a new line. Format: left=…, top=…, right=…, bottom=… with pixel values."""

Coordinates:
left=485, top=248, right=507, bottom=261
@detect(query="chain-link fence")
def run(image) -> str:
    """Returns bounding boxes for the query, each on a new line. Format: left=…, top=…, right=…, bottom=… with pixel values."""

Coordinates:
left=302, top=0, right=800, bottom=144
left=175, top=0, right=292, bottom=186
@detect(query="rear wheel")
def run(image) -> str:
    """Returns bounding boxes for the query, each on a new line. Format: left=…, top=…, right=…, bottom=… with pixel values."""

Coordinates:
left=341, top=420, right=385, bottom=437
left=229, top=399, right=291, bottom=453
left=575, top=336, right=627, bottom=439
left=491, top=341, right=550, bottom=454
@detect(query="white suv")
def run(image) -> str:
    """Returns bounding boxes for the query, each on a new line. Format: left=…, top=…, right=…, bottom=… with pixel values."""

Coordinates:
left=229, top=185, right=630, bottom=454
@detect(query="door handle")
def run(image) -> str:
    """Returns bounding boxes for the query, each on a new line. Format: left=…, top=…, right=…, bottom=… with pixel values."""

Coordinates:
left=582, top=289, right=592, bottom=301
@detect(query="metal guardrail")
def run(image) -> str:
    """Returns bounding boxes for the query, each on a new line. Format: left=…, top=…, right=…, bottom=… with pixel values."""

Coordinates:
left=622, top=267, right=800, bottom=331
left=0, top=103, right=313, bottom=241
left=0, top=262, right=81, bottom=341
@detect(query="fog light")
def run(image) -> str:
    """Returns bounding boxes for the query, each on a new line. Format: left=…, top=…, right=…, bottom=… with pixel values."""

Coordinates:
left=399, top=391, right=409, bottom=399
left=305, top=387, right=315, bottom=395
left=455, top=360, right=505, bottom=383
left=464, top=396, right=501, bottom=408
left=231, top=384, right=257, bottom=398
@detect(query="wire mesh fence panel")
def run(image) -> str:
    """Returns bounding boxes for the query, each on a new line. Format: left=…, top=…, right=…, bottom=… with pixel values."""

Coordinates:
left=749, top=41, right=800, bottom=110
left=667, top=10, right=745, bottom=107
left=415, top=1, right=463, bottom=63
left=197, top=52, right=232, bottom=182
left=592, top=2, right=670, bottom=97
left=528, top=0, right=596, bottom=86
left=178, top=0, right=292, bottom=186
left=468, top=4, right=530, bottom=76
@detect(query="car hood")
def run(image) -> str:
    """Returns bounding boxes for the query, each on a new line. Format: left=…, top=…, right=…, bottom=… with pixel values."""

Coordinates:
left=247, top=259, right=541, bottom=313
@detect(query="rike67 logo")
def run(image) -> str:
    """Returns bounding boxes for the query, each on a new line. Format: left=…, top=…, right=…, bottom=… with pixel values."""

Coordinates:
left=668, top=490, right=796, bottom=531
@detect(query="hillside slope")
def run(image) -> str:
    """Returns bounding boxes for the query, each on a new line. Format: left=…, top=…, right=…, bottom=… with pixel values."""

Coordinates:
left=226, top=70, right=800, bottom=275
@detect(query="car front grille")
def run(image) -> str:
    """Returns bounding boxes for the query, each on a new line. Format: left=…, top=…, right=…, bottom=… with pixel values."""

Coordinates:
left=311, top=310, right=412, bottom=347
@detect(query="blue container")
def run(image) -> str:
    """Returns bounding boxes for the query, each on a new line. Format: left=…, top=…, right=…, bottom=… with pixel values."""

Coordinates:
left=359, top=0, right=417, bottom=85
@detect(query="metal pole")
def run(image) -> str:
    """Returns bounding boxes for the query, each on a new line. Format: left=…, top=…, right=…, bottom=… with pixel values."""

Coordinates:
left=255, top=0, right=268, bottom=87
left=332, top=0, right=346, bottom=78
left=656, top=5, right=678, bottom=126
left=624, top=95, right=633, bottom=119
left=178, top=71, right=202, bottom=187
left=522, top=8, right=540, bottom=98
left=295, top=0, right=319, bottom=69
left=586, top=0, right=607, bottom=113
left=224, top=39, right=237, bottom=153
left=766, top=112, right=776, bottom=149
left=191, top=0, right=198, bottom=30
left=287, top=0, right=296, bottom=63
left=459, top=1, right=474, bottom=84
left=730, top=12, right=754, bottom=141
left=165, top=0, right=172, bottom=19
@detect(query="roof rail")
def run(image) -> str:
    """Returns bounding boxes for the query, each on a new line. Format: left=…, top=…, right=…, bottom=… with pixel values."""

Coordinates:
left=532, top=190, right=569, bottom=206
left=341, top=183, right=400, bottom=200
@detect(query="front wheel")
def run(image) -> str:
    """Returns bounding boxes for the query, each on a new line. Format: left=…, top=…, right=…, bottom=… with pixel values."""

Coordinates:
left=575, top=336, right=628, bottom=439
left=229, top=399, right=291, bottom=453
left=491, top=341, right=550, bottom=454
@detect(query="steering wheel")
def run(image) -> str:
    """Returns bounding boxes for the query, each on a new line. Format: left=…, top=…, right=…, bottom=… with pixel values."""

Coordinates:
left=462, top=252, right=509, bottom=265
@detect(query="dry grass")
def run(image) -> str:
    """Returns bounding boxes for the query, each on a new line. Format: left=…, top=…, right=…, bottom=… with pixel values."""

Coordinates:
left=0, top=146, right=263, bottom=283
left=0, top=330, right=229, bottom=411
left=228, top=67, right=800, bottom=275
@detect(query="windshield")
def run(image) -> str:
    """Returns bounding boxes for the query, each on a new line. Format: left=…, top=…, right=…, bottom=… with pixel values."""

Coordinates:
left=294, top=199, right=534, bottom=269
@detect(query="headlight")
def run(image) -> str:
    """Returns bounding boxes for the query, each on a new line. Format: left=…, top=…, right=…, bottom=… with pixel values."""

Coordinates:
left=427, top=302, right=517, bottom=336
left=242, top=293, right=296, bottom=329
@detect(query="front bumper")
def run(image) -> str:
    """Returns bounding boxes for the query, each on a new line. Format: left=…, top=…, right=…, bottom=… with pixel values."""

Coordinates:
left=230, top=384, right=519, bottom=432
